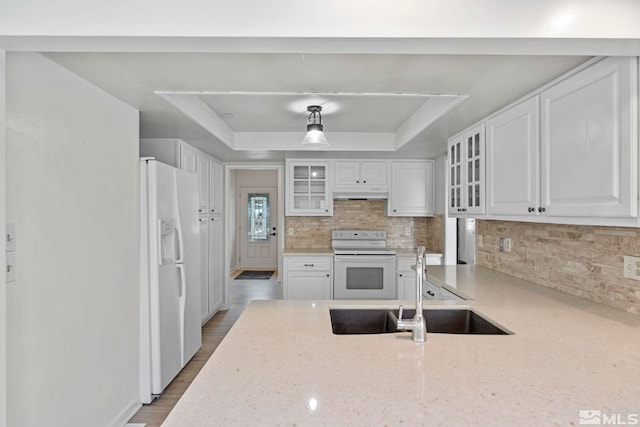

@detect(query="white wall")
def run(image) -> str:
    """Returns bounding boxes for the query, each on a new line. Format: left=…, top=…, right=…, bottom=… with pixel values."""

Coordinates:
left=6, top=53, right=140, bottom=427
left=0, top=49, right=7, bottom=427
left=0, top=1, right=639, bottom=39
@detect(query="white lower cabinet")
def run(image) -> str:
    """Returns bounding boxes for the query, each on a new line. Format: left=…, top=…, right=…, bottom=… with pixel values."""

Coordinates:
left=199, top=215, right=224, bottom=324
left=397, top=255, right=443, bottom=299
left=283, top=255, right=333, bottom=300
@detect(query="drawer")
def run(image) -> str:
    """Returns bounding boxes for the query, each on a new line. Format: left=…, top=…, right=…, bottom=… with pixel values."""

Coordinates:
left=423, top=281, right=440, bottom=300
left=285, top=257, right=332, bottom=272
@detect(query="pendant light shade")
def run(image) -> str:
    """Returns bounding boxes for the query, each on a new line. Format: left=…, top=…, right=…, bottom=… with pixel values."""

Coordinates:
left=301, top=105, right=329, bottom=148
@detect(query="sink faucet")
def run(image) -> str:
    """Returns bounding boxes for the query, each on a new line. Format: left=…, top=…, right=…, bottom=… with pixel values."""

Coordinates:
left=396, top=246, right=427, bottom=343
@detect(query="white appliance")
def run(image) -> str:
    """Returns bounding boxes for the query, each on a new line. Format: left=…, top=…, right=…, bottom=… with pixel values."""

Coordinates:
left=333, top=230, right=397, bottom=299
left=139, top=158, right=201, bottom=404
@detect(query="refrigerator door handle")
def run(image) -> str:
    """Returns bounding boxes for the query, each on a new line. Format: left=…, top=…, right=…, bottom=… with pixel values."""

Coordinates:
left=176, top=263, right=186, bottom=365
left=175, top=220, right=185, bottom=264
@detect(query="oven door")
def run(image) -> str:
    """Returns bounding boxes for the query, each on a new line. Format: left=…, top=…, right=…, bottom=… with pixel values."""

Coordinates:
left=333, top=255, right=397, bottom=299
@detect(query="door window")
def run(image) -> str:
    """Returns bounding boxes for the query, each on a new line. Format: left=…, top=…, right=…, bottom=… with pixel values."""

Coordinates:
left=247, top=193, right=270, bottom=241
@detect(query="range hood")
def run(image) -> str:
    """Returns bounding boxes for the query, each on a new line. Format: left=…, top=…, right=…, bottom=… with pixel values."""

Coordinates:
left=332, top=186, right=389, bottom=200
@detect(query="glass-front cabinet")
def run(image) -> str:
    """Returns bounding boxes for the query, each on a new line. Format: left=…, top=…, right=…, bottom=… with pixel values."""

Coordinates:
left=285, top=160, right=332, bottom=216
left=447, top=123, right=485, bottom=216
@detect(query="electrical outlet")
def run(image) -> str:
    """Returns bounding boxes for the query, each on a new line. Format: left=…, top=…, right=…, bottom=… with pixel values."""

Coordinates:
left=499, top=237, right=505, bottom=252
left=288, top=227, right=294, bottom=236
left=504, top=237, right=512, bottom=252
left=623, top=255, right=640, bottom=281
left=405, top=228, right=411, bottom=236
left=477, top=235, right=483, bottom=248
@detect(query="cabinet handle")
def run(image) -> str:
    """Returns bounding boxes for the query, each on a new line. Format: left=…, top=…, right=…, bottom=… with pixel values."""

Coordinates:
left=210, top=217, right=214, bottom=221
left=538, top=207, right=546, bottom=213
left=356, top=180, right=359, bottom=184
left=399, top=273, right=403, bottom=277
left=528, top=207, right=534, bottom=213
left=304, top=264, right=314, bottom=267
left=393, top=209, right=397, bottom=213
left=325, top=209, right=329, bottom=212
left=326, top=274, right=330, bottom=277
left=211, top=209, right=215, bottom=212
left=427, top=290, right=435, bottom=296
left=363, top=180, right=366, bottom=184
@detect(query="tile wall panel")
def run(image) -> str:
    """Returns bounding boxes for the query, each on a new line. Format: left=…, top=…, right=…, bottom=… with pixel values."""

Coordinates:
left=285, top=200, right=441, bottom=250
left=477, top=220, right=640, bottom=314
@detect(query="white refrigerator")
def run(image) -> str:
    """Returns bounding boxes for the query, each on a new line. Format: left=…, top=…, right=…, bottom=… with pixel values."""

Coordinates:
left=139, top=158, right=201, bottom=404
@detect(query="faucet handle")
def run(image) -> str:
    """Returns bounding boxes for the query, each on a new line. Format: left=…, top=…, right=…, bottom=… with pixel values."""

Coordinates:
left=398, top=305, right=404, bottom=320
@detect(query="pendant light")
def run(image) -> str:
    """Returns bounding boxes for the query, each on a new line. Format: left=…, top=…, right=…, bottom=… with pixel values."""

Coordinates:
left=301, top=105, right=329, bottom=148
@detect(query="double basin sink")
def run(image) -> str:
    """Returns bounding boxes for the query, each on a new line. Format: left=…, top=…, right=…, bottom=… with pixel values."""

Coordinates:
left=330, top=308, right=512, bottom=335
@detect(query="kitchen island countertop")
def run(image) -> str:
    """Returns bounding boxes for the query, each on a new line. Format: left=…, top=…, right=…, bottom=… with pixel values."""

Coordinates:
left=162, top=265, right=640, bottom=426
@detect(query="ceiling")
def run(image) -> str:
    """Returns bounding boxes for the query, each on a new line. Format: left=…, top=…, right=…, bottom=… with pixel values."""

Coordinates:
left=44, top=52, right=591, bottom=161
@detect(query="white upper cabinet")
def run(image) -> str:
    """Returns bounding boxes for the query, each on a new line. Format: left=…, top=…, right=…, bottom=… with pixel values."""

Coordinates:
left=448, top=124, right=485, bottom=216
left=286, top=160, right=332, bottom=216
left=540, top=56, right=637, bottom=218
left=209, top=159, right=224, bottom=214
left=197, top=153, right=210, bottom=214
left=333, top=160, right=388, bottom=187
left=387, top=160, right=434, bottom=216
left=180, top=144, right=198, bottom=173
left=486, top=96, right=540, bottom=216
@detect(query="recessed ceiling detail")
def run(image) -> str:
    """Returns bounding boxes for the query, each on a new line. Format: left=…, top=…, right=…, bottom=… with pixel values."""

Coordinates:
left=156, top=90, right=468, bottom=151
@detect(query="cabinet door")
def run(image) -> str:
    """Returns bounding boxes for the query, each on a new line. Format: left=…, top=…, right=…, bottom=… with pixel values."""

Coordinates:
left=397, top=272, right=415, bottom=300
left=285, top=271, right=332, bottom=300
left=333, top=161, right=360, bottom=186
left=448, top=134, right=464, bottom=215
left=389, top=161, right=434, bottom=216
left=541, top=56, right=637, bottom=218
left=179, top=144, right=198, bottom=173
left=209, top=216, right=224, bottom=313
left=463, top=124, right=485, bottom=215
left=486, top=96, right=540, bottom=216
left=209, top=160, right=224, bottom=214
left=197, top=153, right=210, bottom=214
left=198, top=217, right=211, bottom=324
left=286, top=161, right=332, bottom=216
left=361, top=161, right=388, bottom=186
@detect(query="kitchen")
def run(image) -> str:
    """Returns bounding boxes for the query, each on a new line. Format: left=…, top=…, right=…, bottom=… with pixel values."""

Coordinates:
left=2, top=2, right=640, bottom=426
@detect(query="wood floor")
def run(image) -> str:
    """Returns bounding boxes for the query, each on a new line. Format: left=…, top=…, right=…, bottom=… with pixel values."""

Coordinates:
left=128, top=276, right=282, bottom=427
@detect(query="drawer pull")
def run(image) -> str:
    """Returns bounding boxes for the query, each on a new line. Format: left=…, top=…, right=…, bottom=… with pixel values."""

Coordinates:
left=304, top=264, right=314, bottom=267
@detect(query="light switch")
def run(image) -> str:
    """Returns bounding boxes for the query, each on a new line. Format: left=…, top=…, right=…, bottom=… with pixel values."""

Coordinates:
left=6, top=253, right=16, bottom=283
left=6, top=223, right=16, bottom=252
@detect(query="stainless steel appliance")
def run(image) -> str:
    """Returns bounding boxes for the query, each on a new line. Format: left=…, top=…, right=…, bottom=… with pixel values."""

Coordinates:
left=333, top=229, right=397, bottom=299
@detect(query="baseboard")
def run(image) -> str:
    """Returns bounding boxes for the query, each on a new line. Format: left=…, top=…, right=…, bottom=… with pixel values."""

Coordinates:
left=109, top=396, right=141, bottom=427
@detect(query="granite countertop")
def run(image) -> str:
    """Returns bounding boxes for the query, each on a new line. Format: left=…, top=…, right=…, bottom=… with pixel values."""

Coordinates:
left=394, top=248, right=443, bottom=258
left=282, top=248, right=334, bottom=256
left=282, top=248, right=443, bottom=258
left=162, top=265, right=640, bottom=426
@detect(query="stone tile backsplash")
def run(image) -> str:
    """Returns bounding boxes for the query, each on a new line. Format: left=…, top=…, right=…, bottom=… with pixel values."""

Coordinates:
left=477, top=220, right=640, bottom=314
left=285, top=200, right=438, bottom=250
